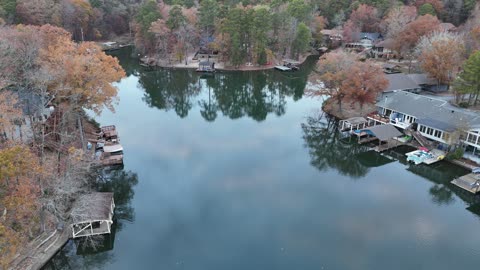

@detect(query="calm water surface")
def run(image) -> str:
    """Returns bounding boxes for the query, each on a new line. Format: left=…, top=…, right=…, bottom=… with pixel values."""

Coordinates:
left=45, top=48, right=480, bottom=270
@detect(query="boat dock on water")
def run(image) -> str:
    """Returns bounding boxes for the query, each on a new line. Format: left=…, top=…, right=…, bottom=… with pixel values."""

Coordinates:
left=275, top=59, right=301, bottom=72
left=90, top=125, right=124, bottom=167
left=451, top=170, right=480, bottom=194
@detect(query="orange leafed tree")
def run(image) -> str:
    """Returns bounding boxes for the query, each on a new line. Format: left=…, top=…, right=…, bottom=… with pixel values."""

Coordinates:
left=416, top=31, right=465, bottom=86
left=342, top=61, right=388, bottom=110
left=349, top=4, right=380, bottom=33
left=308, top=51, right=357, bottom=111
left=392, top=14, right=440, bottom=56
left=38, top=26, right=126, bottom=114
left=0, top=145, right=42, bottom=267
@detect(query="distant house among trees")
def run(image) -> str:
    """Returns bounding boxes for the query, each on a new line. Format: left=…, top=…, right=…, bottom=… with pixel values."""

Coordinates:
left=345, top=32, right=382, bottom=50
left=321, top=28, right=343, bottom=41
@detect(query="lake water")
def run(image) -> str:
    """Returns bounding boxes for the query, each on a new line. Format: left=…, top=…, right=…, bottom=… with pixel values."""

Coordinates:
left=44, top=48, right=480, bottom=270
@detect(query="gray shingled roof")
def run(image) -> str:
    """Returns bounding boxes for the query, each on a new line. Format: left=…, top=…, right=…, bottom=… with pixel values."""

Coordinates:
left=377, top=91, right=480, bottom=131
left=363, top=124, right=402, bottom=141
left=407, top=74, right=437, bottom=86
left=417, top=118, right=457, bottom=132
left=385, top=74, right=420, bottom=92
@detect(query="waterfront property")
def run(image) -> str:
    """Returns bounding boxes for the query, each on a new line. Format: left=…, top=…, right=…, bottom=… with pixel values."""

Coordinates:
left=94, top=125, right=125, bottom=166
left=71, top=193, right=115, bottom=238
left=369, top=91, right=480, bottom=161
left=356, top=124, right=403, bottom=152
left=345, top=32, right=382, bottom=51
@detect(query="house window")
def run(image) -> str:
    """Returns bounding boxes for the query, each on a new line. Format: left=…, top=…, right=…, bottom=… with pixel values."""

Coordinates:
left=419, top=125, right=426, bottom=133
left=467, top=133, right=478, bottom=144
left=434, top=130, right=442, bottom=138
left=426, top=128, right=433, bottom=136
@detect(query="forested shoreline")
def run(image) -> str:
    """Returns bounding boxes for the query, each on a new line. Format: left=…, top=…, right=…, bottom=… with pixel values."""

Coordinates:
left=1, top=0, right=478, bottom=66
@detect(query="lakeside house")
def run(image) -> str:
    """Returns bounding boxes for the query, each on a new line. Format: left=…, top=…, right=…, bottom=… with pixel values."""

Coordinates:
left=321, top=28, right=343, bottom=41
left=1, top=89, right=54, bottom=142
left=368, top=91, right=480, bottom=161
left=345, top=32, right=382, bottom=51
left=372, top=38, right=394, bottom=58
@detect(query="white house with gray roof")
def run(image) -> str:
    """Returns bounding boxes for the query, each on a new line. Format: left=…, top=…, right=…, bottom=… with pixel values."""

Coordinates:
left=370, top=91, right=480, bottom=156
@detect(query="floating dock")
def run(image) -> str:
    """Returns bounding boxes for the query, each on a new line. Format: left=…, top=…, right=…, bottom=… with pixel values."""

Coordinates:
left=451, top=173, right=480, bottom=194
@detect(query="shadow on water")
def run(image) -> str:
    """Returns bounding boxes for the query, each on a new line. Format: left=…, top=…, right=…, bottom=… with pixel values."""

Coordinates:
left=301, top=113, right=480, bottom=214
left=42, top=168, right=139, bottom=270
left=389, top=145, right=477, bottom=206
left=301, top=113, right=372, bottom=179
left=110, top=47, right=317, bottom=122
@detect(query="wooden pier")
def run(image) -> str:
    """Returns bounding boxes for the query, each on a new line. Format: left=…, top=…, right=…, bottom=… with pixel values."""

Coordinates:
left=451, top=173, right=480, bottom=194
left=8, top=193, right=115, bottom=270
left=9, top=227, right=71, bottom=270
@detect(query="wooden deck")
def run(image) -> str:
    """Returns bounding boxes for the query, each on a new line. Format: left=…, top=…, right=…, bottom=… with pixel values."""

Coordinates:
left=9, top=227, right=71, bottom=270
left=451, top=173, right=480, bottom=194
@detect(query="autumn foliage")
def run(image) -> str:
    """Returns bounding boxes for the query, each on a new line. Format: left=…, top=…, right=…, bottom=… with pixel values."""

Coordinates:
left=0, top=145, right=42, bottom=267
left=0, top=24, right=126, bottom=266
left=392, top=15, right=440, bottom=56
left=416, top=31, right=465, bottom=85
left=309, top=51, right=387, bottom=111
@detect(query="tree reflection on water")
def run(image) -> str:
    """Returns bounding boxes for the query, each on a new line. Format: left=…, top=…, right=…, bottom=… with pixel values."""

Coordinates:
left=301, top=113, right=371, bottom=179
left=137, top=62, right=314, bottom=122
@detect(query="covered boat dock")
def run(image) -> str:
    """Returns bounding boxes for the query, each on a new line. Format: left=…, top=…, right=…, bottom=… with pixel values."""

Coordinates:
left=357, top=124, right=403, bottom=152
left=340, top=117, right=370, bottom=132
left=71, top=192, right=115, bottom=238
